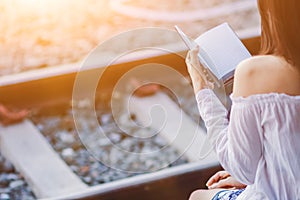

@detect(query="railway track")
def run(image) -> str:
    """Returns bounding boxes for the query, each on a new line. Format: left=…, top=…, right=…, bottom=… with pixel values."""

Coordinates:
left=110, top=0, right=257, bottom=22
left=0, top=31, right=260, bottom=200
left=0, top=82, right=218, bottom=199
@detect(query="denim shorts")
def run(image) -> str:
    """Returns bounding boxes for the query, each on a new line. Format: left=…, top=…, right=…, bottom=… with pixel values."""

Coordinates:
left=212, top=189, right=245, bottom=200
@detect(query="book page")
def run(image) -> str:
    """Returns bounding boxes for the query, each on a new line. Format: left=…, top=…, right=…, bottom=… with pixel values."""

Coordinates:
left=175, top=25, right=221, bottom=87
left=195, top=23, right=251, bottom=80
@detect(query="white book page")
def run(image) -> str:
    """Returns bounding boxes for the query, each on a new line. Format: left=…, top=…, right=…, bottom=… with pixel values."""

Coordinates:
left=175, top=25, right=221, bottom=86
left=195, top=23, right=251, bottom=80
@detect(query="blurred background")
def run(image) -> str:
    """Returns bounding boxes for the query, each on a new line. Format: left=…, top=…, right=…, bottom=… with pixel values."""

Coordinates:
left=0, top=0, right=260, bottom=75
left=0, top=1, right=261, bottom=199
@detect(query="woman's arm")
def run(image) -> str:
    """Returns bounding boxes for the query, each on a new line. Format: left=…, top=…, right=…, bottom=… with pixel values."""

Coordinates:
left=197, top=89, right=262, bottom=185
left=186, top=49, right=263, bottom=185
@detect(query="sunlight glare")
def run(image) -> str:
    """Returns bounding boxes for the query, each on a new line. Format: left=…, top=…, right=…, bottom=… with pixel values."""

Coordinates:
left=9, top=0, right=71, bottom=14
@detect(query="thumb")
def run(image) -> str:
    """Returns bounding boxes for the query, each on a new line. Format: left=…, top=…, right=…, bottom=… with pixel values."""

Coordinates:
left=185, top=50, right=192, bottom=65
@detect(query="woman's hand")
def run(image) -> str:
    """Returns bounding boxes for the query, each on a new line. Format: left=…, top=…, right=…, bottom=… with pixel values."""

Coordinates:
left=206, top=171, right=246, bottom=190
left=185, top=46, right=214, bottom=94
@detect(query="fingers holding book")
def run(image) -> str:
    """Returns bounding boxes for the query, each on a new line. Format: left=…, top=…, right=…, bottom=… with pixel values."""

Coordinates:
left=185, top=46, right=214, bottom=93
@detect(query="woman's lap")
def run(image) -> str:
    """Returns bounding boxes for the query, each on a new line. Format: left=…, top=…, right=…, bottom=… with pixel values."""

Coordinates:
left=212, top=189, right=245, bottom=200
left=189, top=189, right=245, bottom=200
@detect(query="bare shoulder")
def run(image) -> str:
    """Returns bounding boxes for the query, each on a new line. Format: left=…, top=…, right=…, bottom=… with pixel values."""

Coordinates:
left=232, top=55, right=300, bottom=97
left=234, top=55, right=279, bottom=79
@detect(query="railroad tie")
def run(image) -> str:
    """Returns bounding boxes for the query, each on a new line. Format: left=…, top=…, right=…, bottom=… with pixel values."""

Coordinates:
left=129, top=92, right=218, bottom=164
left=0, top=120, right=87, bottom=199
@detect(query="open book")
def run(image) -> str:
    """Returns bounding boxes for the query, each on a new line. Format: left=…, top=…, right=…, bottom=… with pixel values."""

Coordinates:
left=175, top=23, right=251, bottom=87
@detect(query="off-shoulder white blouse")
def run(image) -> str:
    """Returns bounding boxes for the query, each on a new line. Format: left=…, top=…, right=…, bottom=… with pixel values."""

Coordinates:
left=196, top=89, right=300, bottom=200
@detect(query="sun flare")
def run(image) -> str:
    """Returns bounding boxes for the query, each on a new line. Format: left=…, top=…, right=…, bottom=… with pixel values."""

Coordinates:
left=5, top=0, right=85, bottom=15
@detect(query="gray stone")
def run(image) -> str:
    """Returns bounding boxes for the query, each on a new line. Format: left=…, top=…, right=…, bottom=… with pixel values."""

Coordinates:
left=36, top=124, right=44, bottom=131
left=6, top=174, right=19, bottom=181
left=83, top=176, right=92, bottom=184
left=61, top=148, right=75, bottom=161
left=100, top=114, right=112, bottom=124
left=109, top=132, right=121, bottom=143
left=58, top=131, right=75, bottom=144
left=97, top=138, right=111, bottom=147
left=9, top=180, right=24, bottom=189
left=30, top=91, right=189, bottom=188
left=0, top=193, right=10, bottom=200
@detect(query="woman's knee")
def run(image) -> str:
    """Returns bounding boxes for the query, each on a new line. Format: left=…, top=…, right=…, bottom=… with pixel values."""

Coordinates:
left=189, top=190, right=206, bottom=200
left=189, top=189, right=222, bottom=200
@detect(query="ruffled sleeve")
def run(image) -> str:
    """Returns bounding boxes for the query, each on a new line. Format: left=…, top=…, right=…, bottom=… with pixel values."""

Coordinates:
left=196, top=89, right=263, bottom=185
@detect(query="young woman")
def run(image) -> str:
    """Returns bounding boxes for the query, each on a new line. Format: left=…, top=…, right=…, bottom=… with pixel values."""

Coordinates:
left=186, top=0, right=300, bottom=199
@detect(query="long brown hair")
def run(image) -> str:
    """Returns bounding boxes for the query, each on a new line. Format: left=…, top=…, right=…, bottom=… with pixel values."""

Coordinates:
left=258, top=0, right=300, bottom=68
